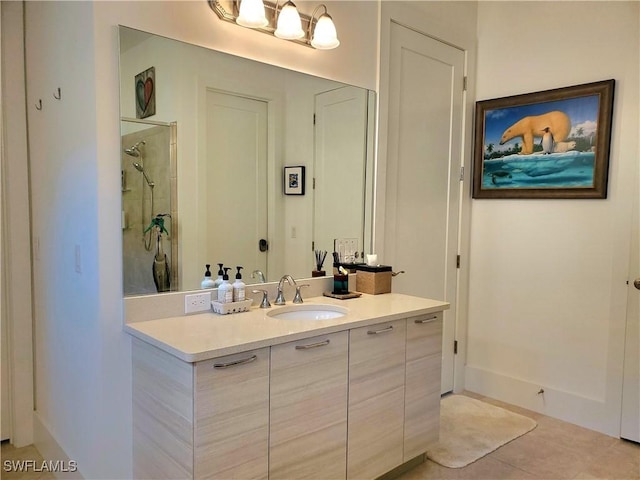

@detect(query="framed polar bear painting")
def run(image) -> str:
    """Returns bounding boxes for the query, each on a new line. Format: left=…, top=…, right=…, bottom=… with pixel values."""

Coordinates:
left=472, top=79, right=614, bottom=199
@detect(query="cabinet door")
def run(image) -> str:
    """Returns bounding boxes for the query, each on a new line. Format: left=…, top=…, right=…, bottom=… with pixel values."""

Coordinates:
left=194, top=347, right=270, bottom=480
left=270, top=331, right=348, bottom=479
left=404, top=313, right=443, bottom=461
left=347, top=319, right=406, bottom=479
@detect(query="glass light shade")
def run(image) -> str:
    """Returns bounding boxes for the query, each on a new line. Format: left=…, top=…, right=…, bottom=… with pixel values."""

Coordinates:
left=274, top=2, right=304, bottom=40
left=311, top=13, right=339, bottom=49
left=236, top=0, right=268, bottom=28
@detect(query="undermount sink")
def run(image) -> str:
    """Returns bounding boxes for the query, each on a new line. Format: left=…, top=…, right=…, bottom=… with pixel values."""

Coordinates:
left=267, top=304, right=349, bottom=320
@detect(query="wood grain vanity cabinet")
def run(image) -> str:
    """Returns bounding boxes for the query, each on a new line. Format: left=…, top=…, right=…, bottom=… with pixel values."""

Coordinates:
left=404, top=312, right=443, bottom=461
left=130, top=306, right=446, bottom=480
left=132, top=339, right=270, bottom=480
left=347, top=319, right=407, bottom=479
left=194, top=348, right=270, bottom=479
left=269, top=331, right=348, bottom=479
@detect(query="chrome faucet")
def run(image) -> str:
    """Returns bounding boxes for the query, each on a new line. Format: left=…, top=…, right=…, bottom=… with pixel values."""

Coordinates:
left=251, top=270, right=266, bottom=283
left=274, top=275, right=297, bottom=305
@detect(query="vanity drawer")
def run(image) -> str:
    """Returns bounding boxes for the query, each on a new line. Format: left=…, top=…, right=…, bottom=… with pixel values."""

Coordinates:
left=405, top=313, right=443, bottom=460
left=194, top=348, right=270, bottom=480
left=270, top=331, right=349, bottom=480
left=347, top=319, right=406, bottom=479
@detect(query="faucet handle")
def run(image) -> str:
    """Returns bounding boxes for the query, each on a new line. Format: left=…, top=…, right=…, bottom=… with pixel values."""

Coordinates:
left=252, top=289, right=271, bottom=308
left=274, top=289, right=286, bottom=305
left=293, top=284, right=310, bottom=304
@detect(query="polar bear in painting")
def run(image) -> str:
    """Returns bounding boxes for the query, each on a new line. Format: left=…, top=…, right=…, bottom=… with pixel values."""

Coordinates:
left=499, top=110, right=571, bottom=155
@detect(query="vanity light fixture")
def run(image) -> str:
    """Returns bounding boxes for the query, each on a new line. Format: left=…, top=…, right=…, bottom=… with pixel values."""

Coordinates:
left=274, top=1, right=304, bottom=40
left=236, top=0, right=268, bottom=28
left=208, top=0, right=339, bottom=49
left=309, top=4, right=339, bottom=50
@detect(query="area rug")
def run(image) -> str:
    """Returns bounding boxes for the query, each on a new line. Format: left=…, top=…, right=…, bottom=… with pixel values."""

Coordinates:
left=426, top=395, right=537, bottom=468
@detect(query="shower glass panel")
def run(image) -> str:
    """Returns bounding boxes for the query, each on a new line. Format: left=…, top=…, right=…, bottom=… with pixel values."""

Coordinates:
left=121, top=118, right=178, bottom=296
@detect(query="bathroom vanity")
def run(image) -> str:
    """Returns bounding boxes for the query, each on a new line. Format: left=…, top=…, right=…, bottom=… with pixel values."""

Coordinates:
left=125, top=293, right=448, bottom=480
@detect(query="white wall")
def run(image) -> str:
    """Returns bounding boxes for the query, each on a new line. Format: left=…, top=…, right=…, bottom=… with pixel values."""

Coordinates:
left=23, top=1, right=379, bottom=478
left=467, top=1, right=638, bottom=436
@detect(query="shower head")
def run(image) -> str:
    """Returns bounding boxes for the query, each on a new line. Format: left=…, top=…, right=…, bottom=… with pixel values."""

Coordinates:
left=132, top=161, right=154, bottom=187
left=124, top=140, right=146, bottom=158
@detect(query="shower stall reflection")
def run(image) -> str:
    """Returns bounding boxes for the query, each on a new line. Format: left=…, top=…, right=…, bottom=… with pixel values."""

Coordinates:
left=121, top=118, right=178, bottom=295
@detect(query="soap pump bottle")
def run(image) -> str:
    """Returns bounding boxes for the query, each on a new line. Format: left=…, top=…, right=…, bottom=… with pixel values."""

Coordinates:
left=232, top=266, right=246, bottom=302
left=201, top=264, right=215, bottom=289
left=217, top=267, right=233, bottom=303
left=214, top=263, right=224, bottom=288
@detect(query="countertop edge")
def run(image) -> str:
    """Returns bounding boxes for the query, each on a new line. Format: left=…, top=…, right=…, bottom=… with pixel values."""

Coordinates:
left=125, top=294, right=449, bottom=363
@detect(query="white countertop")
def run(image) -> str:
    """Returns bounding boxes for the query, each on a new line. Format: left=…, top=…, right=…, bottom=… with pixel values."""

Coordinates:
left=124, top=293, right=449, bottom=362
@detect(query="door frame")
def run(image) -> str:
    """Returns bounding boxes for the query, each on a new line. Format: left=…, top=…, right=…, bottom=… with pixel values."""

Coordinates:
left=1, top=0, right=35, bottom=447
left=375, top=3, right=477, bottom=393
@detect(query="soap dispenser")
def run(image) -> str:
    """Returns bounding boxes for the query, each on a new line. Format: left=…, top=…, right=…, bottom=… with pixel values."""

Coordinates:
left=232, top=266, right=246, bottom=302
left=217, top=267, right=233, bottom=303
left=214, top=263, right=224, bottom=288
left=201, top=264, right=215, bottom=289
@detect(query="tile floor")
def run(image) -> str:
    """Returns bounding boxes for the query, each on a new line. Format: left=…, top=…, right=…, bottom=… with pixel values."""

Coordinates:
left=1, top=442, right=55, bottom=480
left=399, top=392, right=640, bottom=480
left=1, top=393, right=638, bottom=480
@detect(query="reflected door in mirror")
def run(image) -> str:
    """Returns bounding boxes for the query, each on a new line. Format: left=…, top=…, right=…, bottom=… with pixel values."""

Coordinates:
left=313, top=86, right=368, bottom=258
left=204, top=90, right=268, bottom=276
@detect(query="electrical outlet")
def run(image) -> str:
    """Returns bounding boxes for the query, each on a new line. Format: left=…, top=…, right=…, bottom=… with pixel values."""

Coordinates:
left=185, top=292, right=212, bottom=314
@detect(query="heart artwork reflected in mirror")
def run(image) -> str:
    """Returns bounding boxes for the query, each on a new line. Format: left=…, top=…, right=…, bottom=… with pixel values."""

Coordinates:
left=135, top=66, right=155, bottom=119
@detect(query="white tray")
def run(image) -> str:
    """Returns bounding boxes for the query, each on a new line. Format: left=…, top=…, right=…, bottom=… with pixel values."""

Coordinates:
left=211, top=298, right=253, bottom=315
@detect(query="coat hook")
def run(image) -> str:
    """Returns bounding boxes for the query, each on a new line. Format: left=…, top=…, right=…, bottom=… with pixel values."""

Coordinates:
left=35, top=99, right=42, bottom=110
left=53, top=87, right=61, bottom=100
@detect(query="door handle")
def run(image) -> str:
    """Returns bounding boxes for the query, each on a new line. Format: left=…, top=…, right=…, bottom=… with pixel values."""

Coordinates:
left=259, top=239, right=269, bottom=252
left=634, top=278, right=640, bottom=290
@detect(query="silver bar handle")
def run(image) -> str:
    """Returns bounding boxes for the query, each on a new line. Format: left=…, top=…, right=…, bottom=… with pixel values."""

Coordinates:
left=367, top=325, right=394, bottom=335
left=213, top=355, right=257, bottom=369
left=295, top=339, right=330, bottom=350
left=415, top=315, right=439, bottom=324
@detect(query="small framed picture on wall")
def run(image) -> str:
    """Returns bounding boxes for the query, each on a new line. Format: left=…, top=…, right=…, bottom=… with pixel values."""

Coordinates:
left=284, top=166, right=305, bottom=195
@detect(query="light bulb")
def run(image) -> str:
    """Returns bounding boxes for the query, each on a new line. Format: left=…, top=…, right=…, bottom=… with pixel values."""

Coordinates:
left=275, top=1, right=304, bottom=40
left=311, top=13, right=339, bottom=49
left=236, top=0, right=268, bottom=28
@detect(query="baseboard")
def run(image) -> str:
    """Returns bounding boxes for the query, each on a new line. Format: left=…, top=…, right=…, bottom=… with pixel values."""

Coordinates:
left=33, top=412, right=84, bottom=479
left=465, top=365, right=620, bottom=437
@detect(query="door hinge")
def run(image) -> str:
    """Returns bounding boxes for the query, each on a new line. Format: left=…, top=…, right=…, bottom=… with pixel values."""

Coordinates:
left=312, top=241, right=315, bottom=251
left=456, top=254, right=460, bottom=268
left=454, top=340, right=458, bottom=355
left=313, top=177, right=316, bottom=189
left=463, top=76, right=468, bottom=91
left=459, top=166, right=464, bottom=181
left=313, top=113, right=316, bottom=125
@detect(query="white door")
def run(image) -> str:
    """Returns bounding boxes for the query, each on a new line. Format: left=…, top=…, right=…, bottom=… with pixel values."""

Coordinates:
left=313, top=87, right=368, bottom=256
left=384, top=22, right=465, bottom=394
left=205, top=90, right=268, bottom=277
left=621, top=172, right=639, bottom=442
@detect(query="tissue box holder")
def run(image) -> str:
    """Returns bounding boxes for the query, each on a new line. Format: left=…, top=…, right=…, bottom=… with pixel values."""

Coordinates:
left=355, top=265, right=392, bottom=295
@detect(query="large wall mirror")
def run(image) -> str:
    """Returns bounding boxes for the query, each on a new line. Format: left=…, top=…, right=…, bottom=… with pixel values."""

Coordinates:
left=119, top=26, right=375, bottom=296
